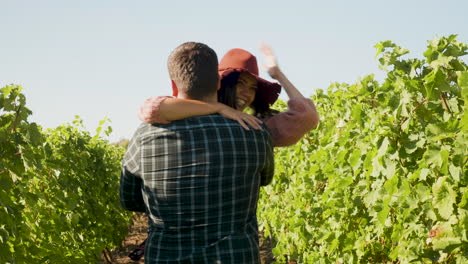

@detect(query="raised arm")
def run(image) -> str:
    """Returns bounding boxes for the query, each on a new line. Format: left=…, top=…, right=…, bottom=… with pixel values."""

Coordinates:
left=259, top=44, right=320, bottom=146
left=260, top=44, right=305, bottom=99
left=139, top=96, right=263, bottom=130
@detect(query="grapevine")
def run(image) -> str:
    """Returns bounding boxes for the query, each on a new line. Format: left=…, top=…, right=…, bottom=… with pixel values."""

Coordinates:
left=0, top=85, right=132, bottom=263
left=258, top=35, right=468, bottom=263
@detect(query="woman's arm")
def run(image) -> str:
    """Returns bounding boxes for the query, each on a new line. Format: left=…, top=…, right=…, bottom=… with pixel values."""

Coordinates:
left=139, top=96, right=263, bottom=130
left=265, top=99, right=319, bottom=147
left=260, top=44, right=307, bottom=99
left=259, top=44, right=320, bottom=146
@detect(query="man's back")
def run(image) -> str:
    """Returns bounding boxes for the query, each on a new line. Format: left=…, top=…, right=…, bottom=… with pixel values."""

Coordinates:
left=121, top=114, right=274, bottom=263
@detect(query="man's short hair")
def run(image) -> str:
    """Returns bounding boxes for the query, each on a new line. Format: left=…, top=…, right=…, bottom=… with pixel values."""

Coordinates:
left=167, top=42, right=219, bottom=100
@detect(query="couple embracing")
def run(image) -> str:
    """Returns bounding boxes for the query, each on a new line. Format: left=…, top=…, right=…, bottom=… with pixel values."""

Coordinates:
left=120, top=42, right=319, bottom=263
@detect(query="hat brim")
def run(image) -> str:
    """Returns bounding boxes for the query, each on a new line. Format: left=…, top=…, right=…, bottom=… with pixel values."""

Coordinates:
left=219, top=68, right=281, bottom=106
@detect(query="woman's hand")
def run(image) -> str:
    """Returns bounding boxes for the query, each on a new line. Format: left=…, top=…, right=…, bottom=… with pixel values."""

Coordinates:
left=260, top=43, right=282, bottom=80
left=260, top=43, right=305, bottom=99
left=217, top=103, right=263, bottom=130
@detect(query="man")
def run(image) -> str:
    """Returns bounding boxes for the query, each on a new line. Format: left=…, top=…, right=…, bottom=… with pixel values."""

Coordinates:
left=120, top=42, right=274, bottom=263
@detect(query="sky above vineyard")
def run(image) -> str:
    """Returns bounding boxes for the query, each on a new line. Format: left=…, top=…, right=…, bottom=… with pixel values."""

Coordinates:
left=1, top=0, right=468, bottom=142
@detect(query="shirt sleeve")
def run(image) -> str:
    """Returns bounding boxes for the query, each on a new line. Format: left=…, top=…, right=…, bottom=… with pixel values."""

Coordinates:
left=260, top=129, right=275, bottom=186
left=119, top=130, right=146, bottom=212
left=264, top=98, right=318, bottom=147
left=138, top=96, right=174, bottom=124
left=119, top=168, right=146, bottom=212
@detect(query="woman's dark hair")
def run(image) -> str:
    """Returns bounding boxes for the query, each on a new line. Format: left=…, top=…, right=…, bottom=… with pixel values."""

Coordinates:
left=217, top=72, right=239, bottom=110
left=250, top=91, right=273, bottom=117
left=218, top=71, right=275, bottom=117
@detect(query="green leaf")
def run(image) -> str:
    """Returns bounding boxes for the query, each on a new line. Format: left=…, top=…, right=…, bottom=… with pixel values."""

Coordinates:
left=424, top=148, right=443, bottom=168
left=449, top=164, right=461, bottom=182
left=384, top=175, right=398, bottom=195
left=459, top=71, right=468, bottom=91
left=377, top=197, right=391, bottom=226
left=432, top=177, right=457, bottom=220
left=377, top=137, right=390, bottom=157
left=431, top=221, right=462, bottom=250
left=419, top=168, right=430, bottom=181
left=439, top=147, right=450, bottom=175
left=458, top=188, right=468, bottom=209
left=423, top=69, right=450, bottom=99
left=347, top=149, right=362, bottom=170
left=374, top=40, right=395, bottom=59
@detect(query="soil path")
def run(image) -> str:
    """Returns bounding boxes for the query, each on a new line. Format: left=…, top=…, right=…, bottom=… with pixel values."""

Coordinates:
left=108, top=213, right=147, bottom=264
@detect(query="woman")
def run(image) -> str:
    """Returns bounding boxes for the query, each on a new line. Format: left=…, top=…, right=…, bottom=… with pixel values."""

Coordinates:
left=139, top=44, right=319, bottom=147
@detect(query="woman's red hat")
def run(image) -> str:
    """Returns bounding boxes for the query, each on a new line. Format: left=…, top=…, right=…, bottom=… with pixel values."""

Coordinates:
left=218, top=48, right=281, bottom=107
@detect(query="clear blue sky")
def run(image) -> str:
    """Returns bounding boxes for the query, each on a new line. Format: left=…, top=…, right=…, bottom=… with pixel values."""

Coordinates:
left=1, top=0, right=467, bottom=142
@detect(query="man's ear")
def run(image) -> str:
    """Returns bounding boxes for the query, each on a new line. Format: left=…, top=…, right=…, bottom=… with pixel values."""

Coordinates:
left=171, top=80, right=178, bottom=97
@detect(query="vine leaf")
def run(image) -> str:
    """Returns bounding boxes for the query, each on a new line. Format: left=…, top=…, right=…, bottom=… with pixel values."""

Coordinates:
left=432, top=177, right=457, bottom=220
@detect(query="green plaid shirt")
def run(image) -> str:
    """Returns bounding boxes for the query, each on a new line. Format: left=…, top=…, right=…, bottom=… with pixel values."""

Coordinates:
left=120, top=114, right=274, bottom=264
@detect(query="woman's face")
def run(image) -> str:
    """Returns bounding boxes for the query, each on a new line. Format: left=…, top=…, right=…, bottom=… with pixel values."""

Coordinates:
left=235, top=72, right=257, bottom=111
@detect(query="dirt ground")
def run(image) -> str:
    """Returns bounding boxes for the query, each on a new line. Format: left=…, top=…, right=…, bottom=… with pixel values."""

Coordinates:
left=104, top=213, right=277, bottom=264
left=104, top=213, right=147, bottom=264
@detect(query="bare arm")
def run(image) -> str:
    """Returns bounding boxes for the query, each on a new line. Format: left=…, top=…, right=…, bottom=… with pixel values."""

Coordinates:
left=260, top=43, right=319, bottom=120
left=139, top=96, right=263, bottom=130
left=260, top=44, right=306, bottom=99
left=159, top=98, right=221, bottom=120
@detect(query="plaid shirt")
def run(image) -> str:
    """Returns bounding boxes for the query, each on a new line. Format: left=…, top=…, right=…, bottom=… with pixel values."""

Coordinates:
left=120, top=114, right=274, bottom=264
